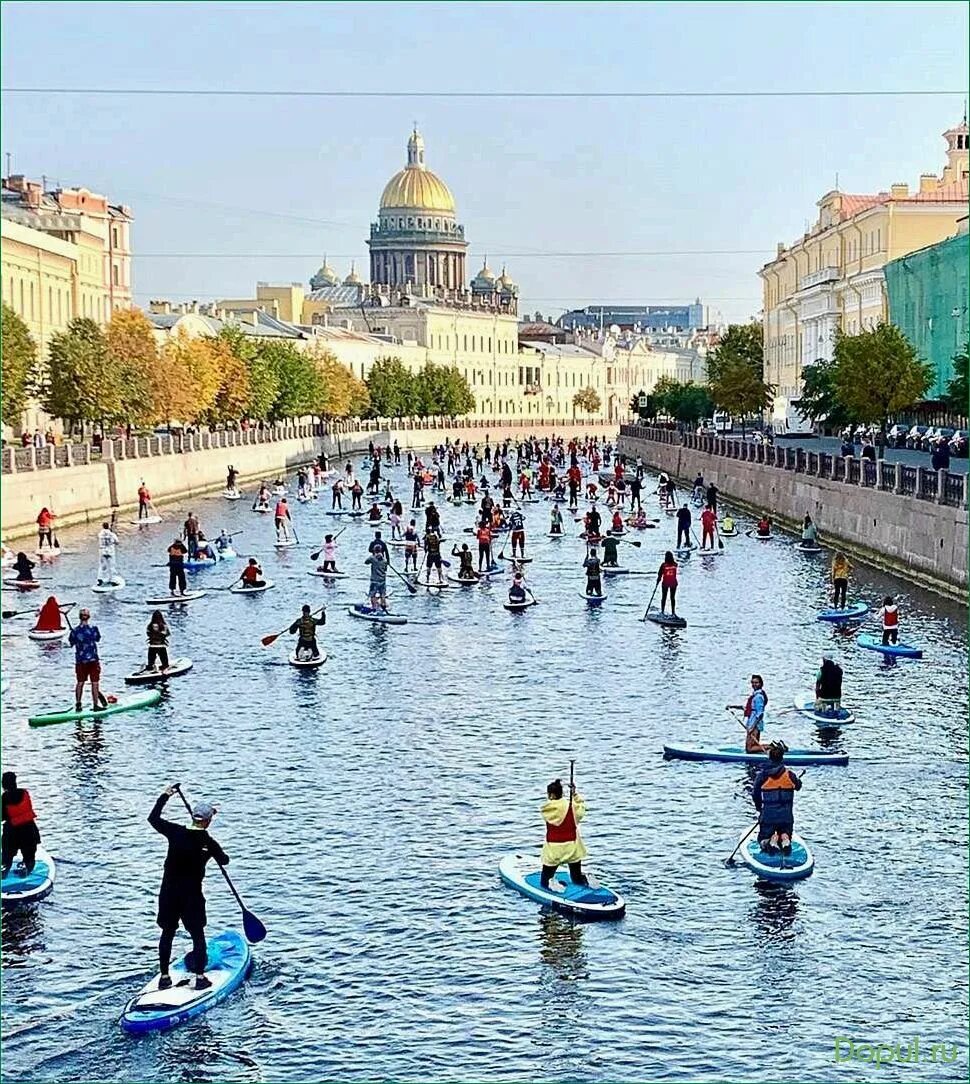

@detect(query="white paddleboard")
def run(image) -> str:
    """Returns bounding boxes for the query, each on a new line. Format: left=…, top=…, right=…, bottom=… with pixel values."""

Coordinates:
left=92, top=577, right=126, bottom=593
left=229, top=580, right=274, bottom=594
left=125, top=657, right=194, bottom=684
left=289, top=651, right=328, bottom=668
left=145, top=591, right=207, bottom=604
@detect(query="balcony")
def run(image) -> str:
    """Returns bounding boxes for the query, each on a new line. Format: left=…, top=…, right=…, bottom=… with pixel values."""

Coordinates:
left=798, top=266, right=840, bottom=291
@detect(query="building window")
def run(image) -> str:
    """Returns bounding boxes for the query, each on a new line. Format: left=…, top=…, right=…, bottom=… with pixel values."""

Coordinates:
left=463, top=335, right=467, bottom=351
left=48, top=286, right=52, bottom=317
left=18, top=280, right=24, bottom=315
left=488, top=337, right=492, bottom=352
left=29, top=282, right=34, bottom=319
left=113, top=264, right=120, bottom=286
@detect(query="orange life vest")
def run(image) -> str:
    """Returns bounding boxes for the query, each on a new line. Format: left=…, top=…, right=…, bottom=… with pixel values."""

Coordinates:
left=5, top=790, right=36, bottom=827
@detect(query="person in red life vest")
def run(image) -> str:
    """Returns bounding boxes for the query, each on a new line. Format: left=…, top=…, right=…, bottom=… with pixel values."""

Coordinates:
left=585, top=481, right=598, bottom=502
left=476, top=522, right=493, bottom=572
left=700, top=505, right=717, bottom=550
left=878, top=595, right=899, bottom=646
left=539, top=777, right=589, bottom=891
left=538, top=459, right=551, bottom=491
left=137, top=481, right=153, bottom=521
left=274, top=497, right=292, bottom=542
left=657, top=550, right=679, bottom=616
left=239, top=558, right=265, bottom=590
left=727, top=674, right=768, bottom=752
left=613, top=460, right=624, bottom=484
left=32, top=595, right=66, bottom=636
left=752, top=742, right=802, bottom=855
left=756, top=514, right=772, bottom=537
left=611, top=509, right=623, bottom=533
left=36, top=506, right=56, bottom=550
left=2, top=772, right=42, bottom=878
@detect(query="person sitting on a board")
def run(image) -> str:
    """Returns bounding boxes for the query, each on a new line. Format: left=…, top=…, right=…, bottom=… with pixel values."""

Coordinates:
left=831, top=552, right=851, bottom=609
left=149, top=785, right=228, bottom=992
left=728, top=674, right=767, bottom=752
left=290, top=604, right=325, bottom=659
left=611, top=509, right=623, bottom=533
left=33, top=596, right=65, bottom=635
left=2, top=772, right=41, bottom=878
left=721, top=515, right=736, bottom=534
left=145, top=610, right=171, bottom=672
left=69, top=608, right=104, bottom=712
left=253, top=482, right=270, bottom=510
left=318, top=534, right=339, bottom=574
left=801, top=514, right=818, bottom=545
left=878, top=596, right=899, bottom=646
left=756, top=515, right=771, bottom=537
left=274, top=498, right=291, bottom=541
left=167, top=538, right=188, bottom=596
left=675, top=505, right=692, bottom=549
left=815, top=654, right=843, bottom=712
left=601, top=535, right=620, bottom=568
left=657, top=551, right=679, bottom=616
left=629, top=508, right=649, bottom=529
left=583, top=548, right=603, bottom=597
left=540, top=778, right=589, bottom=891
left=452, top=543, right=478, bottom=581
left=13, top=552, right=35, bottom=583
left=509, top=573, right=527, bottom=605
left=240, top=559, right=265, bottom=590
left=752, top=743, right=802, bottom=856
left=215, top=530, right=232, bottom=554
left=550, top=506, right=564, bottom=535
left=700, top=506, right=717, bottom=550
left=365, top=552, right=389, bottom=612
left=194, top=533, right=216, bottom=561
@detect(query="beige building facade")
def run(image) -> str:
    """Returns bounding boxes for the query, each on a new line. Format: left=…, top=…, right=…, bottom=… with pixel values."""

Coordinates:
left=759, top=120, right=969, bottom=421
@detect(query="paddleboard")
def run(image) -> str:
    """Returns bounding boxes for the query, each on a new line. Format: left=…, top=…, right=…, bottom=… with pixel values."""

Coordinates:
left=498, top=554, right=533, bottom=563
left=602, top=567, right=629, bottom=576
left=131, top=515, right=163, bottom=526
left=645, top=612, right=687, bottom=627
left=289, top=651, right=328, bottom=668
left=662, top=743, right=848, bottom=766
left=223, top=491, right=242, bottom=501
left=547, top=531, right=565, bottom=538
left=696, top=548, right=725, bottom=557
left=92, top=578, right=126, bottom=593
left=347, top=604, right=407, bottom=625
left=309, top=569, right=348, bottom=578
left=719, top=529, right=739, bottom=537
left=3, top=579, right=42, bottom=590
left=746, top=530, right=773, bottom=540
left=738, top=829, right=814, bottom=882
left=28, top=627, right=68, bottom=641
left=253, top=506, right=271, bottom=514
left=273, top=539, right=298, bottom=549
left=817, top=602, right=867, bottom=622
left=792, top=694, right=854, bottom=725
left=499, top=853, right=625, bottom=920
left=124, top=658, right=194, bottom=685
left=581, top=592, right=606, bottom=605
left=28, top=688, right=162, bottom=727
left=503, top=599, right=537, bottom=611
left=120, top=930, right=252, bottom=1034
left=185, top=557, right=217, bottom=570
left=794, top=541, right=823, bottom=553
left=448, top=574, right=480, bottom=586
left=1, top=847, right=56, bottom=907
left=229, top=580, right=275, bottom=594
left=857, top=633, right=922, bottom=659
left=145, top=591, right=206, bottom=604
left=414, top=578, right=455, bottom=589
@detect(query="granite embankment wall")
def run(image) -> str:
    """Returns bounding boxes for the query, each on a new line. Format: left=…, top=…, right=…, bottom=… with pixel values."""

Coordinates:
left=617, top=426, right=968, bottom=601
left=1, top=420, right=616, bottom=540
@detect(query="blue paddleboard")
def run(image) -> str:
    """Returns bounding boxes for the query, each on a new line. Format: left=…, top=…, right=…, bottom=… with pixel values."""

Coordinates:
left=857, top=633, right=922, bottom=659
left=817, top=602, right=867, bottom=623
left=738, top=829, right=814, bottom=882
left=1, top=847, right=56, bottom=906
left=499, top=853, right=625, bottom=919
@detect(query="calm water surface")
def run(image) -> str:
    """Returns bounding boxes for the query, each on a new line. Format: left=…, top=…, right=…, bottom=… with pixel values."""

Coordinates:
left=2, top=457, right=967, bottom=1082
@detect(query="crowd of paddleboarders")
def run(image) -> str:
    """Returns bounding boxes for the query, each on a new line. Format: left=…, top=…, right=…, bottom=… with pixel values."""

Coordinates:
left=1, top=428, right=925, bottom=1024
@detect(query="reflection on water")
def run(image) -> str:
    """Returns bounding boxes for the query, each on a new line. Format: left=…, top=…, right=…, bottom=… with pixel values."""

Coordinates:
left=749, top=881, right=801, bottom=941
left=537, top=910, right=588, bottom=984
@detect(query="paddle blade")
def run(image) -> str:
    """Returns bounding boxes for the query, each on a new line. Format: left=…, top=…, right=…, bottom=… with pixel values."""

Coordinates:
left=242, top=907, right=267, bottom=943
left=260, top=632, right=280, bottom=647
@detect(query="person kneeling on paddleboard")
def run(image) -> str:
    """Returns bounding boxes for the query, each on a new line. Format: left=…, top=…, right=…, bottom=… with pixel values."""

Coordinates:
left=509, top=573, right=527, bottom=604
left=752, top=743, right=802, bottom=856
left=550, top=506, right=564, bottom=535
left=756, top=515, right=771, bottom=537
left=149, top=785, right=228, bottom=991
left=290, top=604, right=325, bottom=659
left=540, top=778, right=589, bottom=891
left=2, top=772, right=42, bottom=878
left=318, top=534, right=338, bottom=573
left=452, top=543, right=477, bottom=581
left=240, top=559, right=265, bottom=590
left=815, top=654, right=843, bottom=712
left=728, top=674, right=767, bottom=753
left=13, top=551, right=36, bottom=583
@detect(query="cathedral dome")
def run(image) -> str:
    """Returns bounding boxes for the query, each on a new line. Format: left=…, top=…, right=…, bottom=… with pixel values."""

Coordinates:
left=343, top=262, right=362, bottom=286
left=379, top=129, right=456, bottom=214
left=310, top=257, right=340, bottom=290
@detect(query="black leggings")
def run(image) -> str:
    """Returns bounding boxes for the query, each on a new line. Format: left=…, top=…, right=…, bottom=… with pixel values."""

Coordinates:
left=38, top=529, right=53, bottom=548
left=169, top=567, right=187, bottom=594
left=833, top=578, right=847, bottom=607
left=159, top=921, right=207, bottom=976
left=2, top=831, right=37, bottom=874
left=478, top=543, right=492, bottom=569
left=661, top=583, right=677, bottom=611
left=882, top=628, right=898, bottom=645
left=540, top=861, right=588, bottom=888
left=148, top=646, right=170, bottom=670
left=677, top=527, right=690, bottom=548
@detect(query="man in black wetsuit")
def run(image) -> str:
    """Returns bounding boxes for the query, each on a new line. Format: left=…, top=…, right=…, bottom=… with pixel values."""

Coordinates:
left=676, top=504, right=692, bottom=549
left=149, top=785, right=228, bottom=991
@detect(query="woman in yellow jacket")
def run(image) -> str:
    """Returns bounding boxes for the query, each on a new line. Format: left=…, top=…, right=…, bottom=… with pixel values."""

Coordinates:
left=540, top=778, right=589, bottom=890
left=831, top=552, right=852, bottom=608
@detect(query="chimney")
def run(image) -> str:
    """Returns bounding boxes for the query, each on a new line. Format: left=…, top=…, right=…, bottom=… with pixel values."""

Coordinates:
left=25, top=180, right=42, bottom=208
left=919, top=173, right=938, bottom=194
left=5, top=174, right=26, bottom=193
left=890, top=182, right=909, bottom=198
left=250, top=311, right=260, bottom=326
left=776, top=242, right=785, bottom=257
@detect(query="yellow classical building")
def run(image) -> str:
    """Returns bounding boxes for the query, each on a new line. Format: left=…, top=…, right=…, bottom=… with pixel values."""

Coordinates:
left=759, top=119, right=969, bottom=426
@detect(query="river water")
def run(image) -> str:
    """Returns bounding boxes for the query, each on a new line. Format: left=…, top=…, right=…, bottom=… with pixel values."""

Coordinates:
left=2, top=455, right=967, bottom=1082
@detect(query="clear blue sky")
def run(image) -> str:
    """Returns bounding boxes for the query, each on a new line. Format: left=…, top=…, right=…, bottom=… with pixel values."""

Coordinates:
left=2, top=1, right=967, bottom=324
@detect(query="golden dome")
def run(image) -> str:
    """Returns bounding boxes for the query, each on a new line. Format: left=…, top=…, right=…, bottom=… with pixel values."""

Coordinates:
left=379, top=129, right=456, bottom=214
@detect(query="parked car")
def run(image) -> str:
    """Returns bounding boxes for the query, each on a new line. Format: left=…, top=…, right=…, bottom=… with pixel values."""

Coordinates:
left=886, top=423, right=909, bottom=448
left=905, top=424, right=930, bottom=449
left=924, top=426, right=954, bottom=451
left=949, top=429, right=968, bottom=456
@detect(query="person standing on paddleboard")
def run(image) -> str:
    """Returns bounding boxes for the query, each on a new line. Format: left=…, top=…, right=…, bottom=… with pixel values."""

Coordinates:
left=728, top=675, right=767, bottom=753
left=369, top=531, right=390, bottom=562
left=700, top=505, right=717, bottom=550
left=274, top=498, right=292, bottom=542
left=36, top=507, right=56, bottom=550
left=815, top=654, right=843, bottom=712
left=167, top=537, right=188, bottom=596
left=878, top=596, right=900, bottom=646
left=2, top=772, right=42, bottom=878
left=97, top=520, right=120, bottom=585
left=801, top=514, right=818, bottom=545
left=69, top=608, right=104, bottom=712
left=831, top=552, right=851, bottom=609
left=137, top=481, right=152, bottom=521
left=182, top=512, right=200, bottom=559
left=365, top=551, right=389, bottom=612
left=601, top=535, right=620, bottom=568
left=290, top=604, right=325, bottom=659
left=583, top=548, right=603, bottom=597
left=149, top=785, right=228, bottom=991
left=145, top=611, right=171, bottom=673
left=676, top=505, right=692, bottom=549
left=705, top=482, right=719, bottom=516
left=509, top=508, right=526, bottom=557
left=752, top=743, right=802, bottom=856
left=657, top=551, right=679, bottom=616
left=226, top=465, right=238, bottom=493
left=540, top=777, right=590, bottom=891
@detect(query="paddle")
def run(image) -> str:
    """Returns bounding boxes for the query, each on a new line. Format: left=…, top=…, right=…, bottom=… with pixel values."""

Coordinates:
left=724, top=822, right=759, bottom=866
left=618, top=538, right=642, bottom=548
left=49, top=493, right=61, bottom=550
left=261, top=605, right=325, bottom=648
left=310, top=525, right=349, bottom=562
left=642, top=578, right=660, bottom=620
left=171, top=784, right=266, bottom=944
left=386, top=557, right=418, bottom=596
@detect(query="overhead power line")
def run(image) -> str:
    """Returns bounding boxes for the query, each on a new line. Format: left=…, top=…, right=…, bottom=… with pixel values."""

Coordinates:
left=133, top=248, right=771, bottom=259
left=1, top=87, right=961, bottom=100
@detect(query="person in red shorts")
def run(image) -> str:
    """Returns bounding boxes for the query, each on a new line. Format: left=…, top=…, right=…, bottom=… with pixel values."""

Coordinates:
left=68, top=608, right=104, bottom=712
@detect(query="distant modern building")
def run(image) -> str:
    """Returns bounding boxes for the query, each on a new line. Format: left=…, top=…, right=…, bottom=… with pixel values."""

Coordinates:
left=557, top=301, right=705, bottom=333
left=759, top=117, right=969, bottom=420
left=885, top=218, right=969, bottom=398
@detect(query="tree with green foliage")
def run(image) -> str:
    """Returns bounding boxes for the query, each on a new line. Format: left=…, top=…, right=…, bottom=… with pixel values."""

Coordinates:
left=572, top=386, right=601, bottom=417
left=365, top=356, right=417, bottom=417
left=832, top=324, right=933, bottom=448
left=797, top=358, right=849, bottom=430
left=252, top=341, right=325, bottom=419
left=945, top=341, right=968, bottom=415
left=667, top=381, right=714, bottom=426
left=41, top=318, right=121, bottom=431
left=1, top=303, right=37, bottom=428
left=705, top=321, right=773, bottom=434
